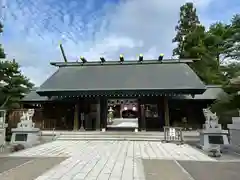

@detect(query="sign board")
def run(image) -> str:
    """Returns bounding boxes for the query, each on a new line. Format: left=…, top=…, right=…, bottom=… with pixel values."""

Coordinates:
left=15, top=134, right=28, bottom=142
left=208, top=135, right=224, bottom=145
left=164, top=126, right=183, bottom=143
left=169, top=128, right=176, bottom=137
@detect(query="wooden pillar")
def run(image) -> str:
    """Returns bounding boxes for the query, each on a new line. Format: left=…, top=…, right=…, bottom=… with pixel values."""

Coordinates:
left=158, top=97, right=164, bottom=130
left=96, top=98, right=101, bottom=130
left=163, top=97, right=170, bottom=126
left=73, top=103, right=79, bottom=131
left=137, top=99, right=142, bottom=131
left=139, top=97, right=146, bottom=131
left=100, top=98, right=107, bottom=130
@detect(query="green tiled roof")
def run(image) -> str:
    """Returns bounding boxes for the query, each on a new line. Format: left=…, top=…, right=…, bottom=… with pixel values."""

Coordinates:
left=37, top=62, right=205, bottom=95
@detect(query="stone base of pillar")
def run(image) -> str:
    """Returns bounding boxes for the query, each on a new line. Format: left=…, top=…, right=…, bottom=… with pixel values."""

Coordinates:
left=79, top=127, right=85, bottom=131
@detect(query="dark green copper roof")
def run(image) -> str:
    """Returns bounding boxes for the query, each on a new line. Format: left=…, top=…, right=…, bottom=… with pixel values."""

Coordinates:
left=22, top=89, right=48, bottom=102
left=22, top=86, right=223, bottom=103
left=36, top=61, right=205, bottom=96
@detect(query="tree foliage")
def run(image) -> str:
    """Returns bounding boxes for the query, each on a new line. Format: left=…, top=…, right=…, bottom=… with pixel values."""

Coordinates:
left=206, top=23, right=231, bottom=64
left=173, top=3, right=226, bottom=84
left=173, top=3, right=240, bottom=118
left=0, top=23, right=5, bottom=59
left=0, top=60, right=34, bottom=109
left=224, top=14, right=240, bottom=60
left=172, top=2, right=200, bottom=58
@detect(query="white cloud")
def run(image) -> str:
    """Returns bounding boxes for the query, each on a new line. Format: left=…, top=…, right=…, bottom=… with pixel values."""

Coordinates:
left=2, top=0, right=219, bottom=86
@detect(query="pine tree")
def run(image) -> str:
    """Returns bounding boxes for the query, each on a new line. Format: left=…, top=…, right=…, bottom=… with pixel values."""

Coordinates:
left=0, top=22, right=5, bottom=58
left=225, top=14, right=240, bottom=60
left=172, top=2, right=231, bottom=84
left=0, top=60, right=34, bottom=109
left=172, top=2, right=200, bottom=58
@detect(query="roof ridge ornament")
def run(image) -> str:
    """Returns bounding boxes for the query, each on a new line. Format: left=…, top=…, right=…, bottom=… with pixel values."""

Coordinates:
left=158, top=54, right=164, bottom=61
left=139, top=54, right=143, bottom=62
left=119, top=54, right=124, bottom=63
left=80, top=56, right=87, bottom=63
left=100, top=57, right=106, bottom=64
left=59, top=43, right=68, bottom=63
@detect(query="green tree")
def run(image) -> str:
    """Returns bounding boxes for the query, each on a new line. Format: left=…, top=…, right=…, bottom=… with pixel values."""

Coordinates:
left=0, top=23, right=5, bottom=58
left=0, top=60, right=34, bottom=109
left=205, top=23, right=231, bottom=65
left=224, top=14, right=240, bottom=60
left=211, top=63, right=240, bottom=125
left=172, top=2, right=200, bottom=58
left=173, top=2, right=224, bottom=84
left=220, top=63, right=240, bottom=80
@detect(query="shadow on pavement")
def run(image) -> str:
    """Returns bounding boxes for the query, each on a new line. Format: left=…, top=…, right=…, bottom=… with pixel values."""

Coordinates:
left=0, top=157, right=34, bottom=173
left=179, top=160, right=240, bottom=180
left=0, top=157, right=66, bottom=180
left=142, top=159, right=240, bottom=180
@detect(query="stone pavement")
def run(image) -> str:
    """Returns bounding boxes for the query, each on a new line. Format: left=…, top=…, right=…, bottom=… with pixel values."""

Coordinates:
left=179, top=160, right=240, bottom=180
left=6, top=140, right=215, bottom=180
left=0, top=157, right=66, bottom=180
left=0, top=157, right=34, bottom=173
left=142, top=159, right=240, bottom=180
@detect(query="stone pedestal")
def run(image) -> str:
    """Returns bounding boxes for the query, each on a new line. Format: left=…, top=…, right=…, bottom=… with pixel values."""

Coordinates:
left=0, top=110, right=8, bottom=148
left=11, top=109, right=41, bottom=148
left=227, top=117, right=240, bottom=153
left=199, top=109, right=230, bottom=152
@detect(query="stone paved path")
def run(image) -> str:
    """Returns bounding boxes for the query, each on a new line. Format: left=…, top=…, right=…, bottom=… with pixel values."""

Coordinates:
left=142, top=159, right=240, bottom=180
left=7, top=140, right=215, bottom=180
left=0, top=157, right=66, bottom=180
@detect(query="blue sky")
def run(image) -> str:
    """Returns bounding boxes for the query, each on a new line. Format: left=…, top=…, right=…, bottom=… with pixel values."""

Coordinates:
left=1, top=0, right=240, bottom=86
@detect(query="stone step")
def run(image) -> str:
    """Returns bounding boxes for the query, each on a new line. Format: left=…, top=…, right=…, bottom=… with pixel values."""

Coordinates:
left=58, top=134, right=164, bottom=138
left=56, top=134, right=199, bottom=142
left=57, top=137, right=164, bottom=141
left=56, top=131, right=167, bottom=141
left=58, top=132, right=165, bottom=135
left=42, top=130, right=199, bottom=136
